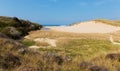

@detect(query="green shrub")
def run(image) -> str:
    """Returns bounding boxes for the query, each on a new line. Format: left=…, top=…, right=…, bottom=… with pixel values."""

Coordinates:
left=22, top=40, right=35, bottom=46
left=0, top=16, right=42, bottom=39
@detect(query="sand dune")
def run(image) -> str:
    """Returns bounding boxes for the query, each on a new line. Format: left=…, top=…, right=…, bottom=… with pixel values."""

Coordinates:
left=46, top=21, right=120, bottom=33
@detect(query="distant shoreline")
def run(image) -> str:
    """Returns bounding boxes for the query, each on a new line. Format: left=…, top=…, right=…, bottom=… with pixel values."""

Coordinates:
left=42, top=25, right=60, bottom=26
left=42, top=24, right=68, bottom=26
left=41, top=25, right=67, bottom=31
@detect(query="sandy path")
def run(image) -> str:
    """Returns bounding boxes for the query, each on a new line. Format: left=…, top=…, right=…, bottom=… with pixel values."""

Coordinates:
left=110, top=35, right=120, bottom=45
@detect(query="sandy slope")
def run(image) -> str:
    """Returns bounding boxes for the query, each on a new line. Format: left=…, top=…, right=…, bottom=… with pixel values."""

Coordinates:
left=46, top=21, right=120, bottom=33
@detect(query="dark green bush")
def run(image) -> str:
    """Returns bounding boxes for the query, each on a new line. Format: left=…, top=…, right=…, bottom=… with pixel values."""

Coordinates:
left=2, top=53, right=21, bottom=69
left=0, top=16, right=42, bottom=39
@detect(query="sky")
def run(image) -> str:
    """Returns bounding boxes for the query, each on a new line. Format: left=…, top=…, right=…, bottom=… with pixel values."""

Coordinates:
left=0, top=0, right=120, bottom=25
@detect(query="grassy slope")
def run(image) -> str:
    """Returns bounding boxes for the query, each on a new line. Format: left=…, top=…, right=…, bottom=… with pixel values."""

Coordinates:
left=0, top=29, right=120, bottom=71
left=23, top=30, right=120, bottom=71
left=70, top=19, right=120, bottom=26
left=94, top=19, right=120, bottom=26
left=1, top=16, right=120, bottom=71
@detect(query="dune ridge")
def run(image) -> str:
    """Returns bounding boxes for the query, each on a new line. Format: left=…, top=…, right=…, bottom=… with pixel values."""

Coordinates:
left=47, top=21, right=120, bottom=33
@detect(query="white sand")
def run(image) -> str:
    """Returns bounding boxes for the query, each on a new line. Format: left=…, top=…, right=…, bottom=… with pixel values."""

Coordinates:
left=29, top=46, right=40, bottom=49
left=46, top=21, right=120, bottom=33
left=34, top=38, right=56, bottom=47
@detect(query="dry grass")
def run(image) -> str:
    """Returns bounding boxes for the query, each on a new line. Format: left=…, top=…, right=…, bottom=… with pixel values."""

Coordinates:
left=28, top=30, right=120, bottom=41
left=1, top=30, right=120, bottom=71
left=94, top=19, right=120, bottom=26
left=29, top=30, right=110, bottom=40
left=31, top=30, right=120, bottom=69
left=22, top=30, right=120, bottom=70
left=36, top=41, right=50, bottom=46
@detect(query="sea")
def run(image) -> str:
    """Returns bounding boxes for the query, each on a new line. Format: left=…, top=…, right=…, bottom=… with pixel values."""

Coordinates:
left=41, top=24, right=67, bottom=31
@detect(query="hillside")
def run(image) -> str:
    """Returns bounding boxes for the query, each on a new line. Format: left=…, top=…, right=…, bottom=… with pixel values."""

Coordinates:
left=1, top=17, right=120, bottom=71
left=94, top=19, right=120, bottom=26
left=47, top=20, right=120, bottom=33
left=70, top=19, right=120, bottom=27
left=0, top=16, right=44, bottom=71
left=0, top=16, right=42, bottom=39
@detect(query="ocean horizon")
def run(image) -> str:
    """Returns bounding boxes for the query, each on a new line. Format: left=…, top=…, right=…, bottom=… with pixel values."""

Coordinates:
left=42, top=24, right=68, bottom=26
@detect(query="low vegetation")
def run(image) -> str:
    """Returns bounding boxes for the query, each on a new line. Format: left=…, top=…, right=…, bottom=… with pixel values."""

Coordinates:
left=70, top=19, right=120, bottom=27
left=20, top=30, right=120, bottom=71
left=1, top=16, right=120, bottom=71
left=94, top=19, right=120, bottom=26
left=22, top=40, right=36, bottom=47
left=0, top=16, right=42, bottom=39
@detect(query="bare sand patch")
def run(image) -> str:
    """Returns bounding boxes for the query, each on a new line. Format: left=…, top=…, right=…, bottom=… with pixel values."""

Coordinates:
left=34, top=38, right=57, bottom=47
left=47, top=21, right=120, bottom=33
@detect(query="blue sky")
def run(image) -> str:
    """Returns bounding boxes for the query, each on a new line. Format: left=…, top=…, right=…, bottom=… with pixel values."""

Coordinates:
left=0, top=0, right=120, bottom=25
